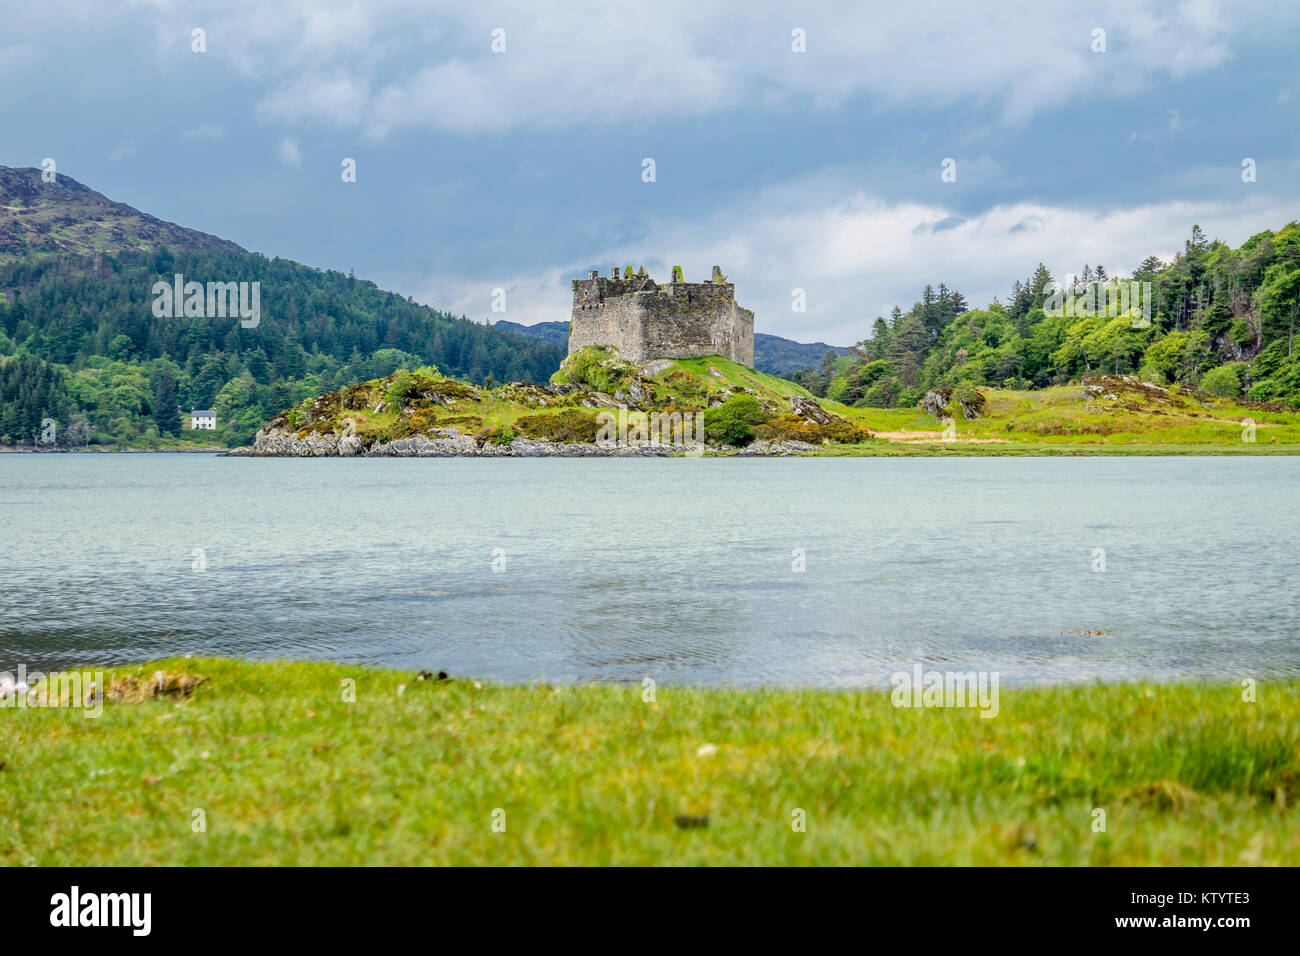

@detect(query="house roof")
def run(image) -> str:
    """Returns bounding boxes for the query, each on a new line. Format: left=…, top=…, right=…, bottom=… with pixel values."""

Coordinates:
left=190, top=410, right=217, bottom=416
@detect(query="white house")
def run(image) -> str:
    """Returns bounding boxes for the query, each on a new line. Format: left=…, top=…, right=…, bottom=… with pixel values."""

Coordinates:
left=190, top=409, right=217, bottom=430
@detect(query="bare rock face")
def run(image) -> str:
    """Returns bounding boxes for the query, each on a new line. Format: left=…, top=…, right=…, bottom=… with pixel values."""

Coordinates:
left=249, top=428, right=341, bottom=456
left=920, top=388, right=951, bottom=418
left=790, top=395, right=832, bottom=425
left=410, top=380, right=483, bottom=407
left=368, top=429, right=483, bottom=457
left=234, top=424, right=688, bottom=458
left=497, top=382, right=568, bottom=407
left=956, top=390, right=986, bottom=420
left=735, top=440, right=817, bottom=456
left=576, top=391, right=621, bottom=409
left=613, top=381, right=648, bottom=407
left=922, top=386, right=985, bottom=420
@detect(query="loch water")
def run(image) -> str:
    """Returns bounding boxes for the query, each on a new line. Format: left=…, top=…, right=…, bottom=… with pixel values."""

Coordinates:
left=1, top=454, right=1296, bottom=686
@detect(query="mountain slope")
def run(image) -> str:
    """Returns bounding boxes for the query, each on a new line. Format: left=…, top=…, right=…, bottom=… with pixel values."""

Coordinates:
left=0, top=165, right=565, bottom=447
left=753, top=333, right=850, bottom=376
left=0, top=166, right=245, bottom=262
left=494, top=319, right=569, bottom=347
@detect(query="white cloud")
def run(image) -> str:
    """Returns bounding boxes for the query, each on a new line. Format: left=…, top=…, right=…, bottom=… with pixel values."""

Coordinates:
left=121, top=0, right=1282, bottom=137
left=418, top=176, right=1292, bottom=345
left=257, top=71, right=369, bottom=128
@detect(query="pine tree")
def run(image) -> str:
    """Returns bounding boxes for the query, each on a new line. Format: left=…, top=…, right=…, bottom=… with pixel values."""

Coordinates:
left=1028, top=264, right=1054, bottom=306
left=152, top=365, right=179, bottom=436
left=887, top=312, right=928, bottom=386
left=1136, top=256, right=1164, bottom=281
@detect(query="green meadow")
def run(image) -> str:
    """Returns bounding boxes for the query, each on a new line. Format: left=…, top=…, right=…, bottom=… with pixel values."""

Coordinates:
left=3, top=658, right=1296, bottom=865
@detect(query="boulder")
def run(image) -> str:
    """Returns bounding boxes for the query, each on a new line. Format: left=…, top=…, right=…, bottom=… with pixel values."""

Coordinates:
left=790, top=395, right=832, bottom=424
left=920, top=388, right=951, bottom=417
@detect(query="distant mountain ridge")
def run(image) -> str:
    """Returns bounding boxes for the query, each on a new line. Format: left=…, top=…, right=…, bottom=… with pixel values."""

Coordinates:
left=753, top=333, right=851, bottom=376
left=0, top=166, right=246, bottom=261
left=495, top=319, right=570, bottom=347
left=494, top=320, right=849, bottom=377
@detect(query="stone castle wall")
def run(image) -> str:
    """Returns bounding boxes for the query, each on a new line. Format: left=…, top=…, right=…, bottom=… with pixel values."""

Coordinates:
left=567, top=267, right=755, bottom=367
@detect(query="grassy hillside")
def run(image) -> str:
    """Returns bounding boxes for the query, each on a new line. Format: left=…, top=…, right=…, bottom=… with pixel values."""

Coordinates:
left=823, top=375, right=1300, bottom=452
left=3, top=657, right=1296, bottom=865
left=551, top=350, right=812, bottom=400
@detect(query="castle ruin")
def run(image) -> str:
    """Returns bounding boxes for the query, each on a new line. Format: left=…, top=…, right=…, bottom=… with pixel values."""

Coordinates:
left=567, top=265, right=755, bottom=367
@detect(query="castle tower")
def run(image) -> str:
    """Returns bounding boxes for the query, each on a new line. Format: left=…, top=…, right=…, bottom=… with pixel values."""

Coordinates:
left=567, top=265, right=755, bottom=367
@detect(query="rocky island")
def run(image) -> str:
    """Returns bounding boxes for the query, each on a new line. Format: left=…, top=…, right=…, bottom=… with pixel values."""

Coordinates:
left=230, top=347, right=861, bottom=457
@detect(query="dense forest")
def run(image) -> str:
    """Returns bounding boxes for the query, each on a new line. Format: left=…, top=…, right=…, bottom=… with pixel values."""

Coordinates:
left=0, top=247, right=563, bottom=446
left=792, top=222, right=1300, bottom=410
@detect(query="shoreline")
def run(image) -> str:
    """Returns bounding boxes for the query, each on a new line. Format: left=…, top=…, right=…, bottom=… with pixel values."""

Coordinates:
left=0, top=446, right=224, bottom=454
left=3, top=443, right=1299, bottom=457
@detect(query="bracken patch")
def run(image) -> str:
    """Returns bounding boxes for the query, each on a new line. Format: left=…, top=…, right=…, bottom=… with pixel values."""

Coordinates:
left=107, top=671, right=208, bottom=702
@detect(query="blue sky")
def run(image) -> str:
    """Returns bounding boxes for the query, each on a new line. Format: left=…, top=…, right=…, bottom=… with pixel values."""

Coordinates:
left=4, top=0, right=1299, bottom=344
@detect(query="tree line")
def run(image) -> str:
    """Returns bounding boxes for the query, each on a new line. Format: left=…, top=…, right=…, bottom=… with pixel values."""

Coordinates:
left=792, top=222, right=1300, bottom=409
left=0, top=246, right=564, bottom=446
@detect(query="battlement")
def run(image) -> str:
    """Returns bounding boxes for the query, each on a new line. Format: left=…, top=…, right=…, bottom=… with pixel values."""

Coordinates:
left=568, top=265, right=754, bottom=367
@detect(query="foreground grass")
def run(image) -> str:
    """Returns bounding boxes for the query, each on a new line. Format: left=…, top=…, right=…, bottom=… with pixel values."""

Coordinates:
left=3, top=659, right=1297, bottom=865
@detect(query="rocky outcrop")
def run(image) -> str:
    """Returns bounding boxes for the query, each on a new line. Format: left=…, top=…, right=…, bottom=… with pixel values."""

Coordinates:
left=790, top=395, right=832, bottom=424
left=228, top=425, right=820, bottom=458
left=956, top=390, right=986, bottom=420
left=920, top=387, right=985, bottom=420
left=920, top=388, right=951, bottom=417
left=233, top=425, right=688, bottom=458
left=613, top=381, right=648, bottom=406
left=734, top=440, right=818, bottom=456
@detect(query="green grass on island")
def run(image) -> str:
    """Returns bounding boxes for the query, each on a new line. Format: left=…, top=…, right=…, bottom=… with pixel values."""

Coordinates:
left=3, top=658, right=1297, bottom=865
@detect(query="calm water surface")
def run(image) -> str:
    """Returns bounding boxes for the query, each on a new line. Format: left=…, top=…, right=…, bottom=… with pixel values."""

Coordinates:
left=0, top=454, right=1296, bottom=686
